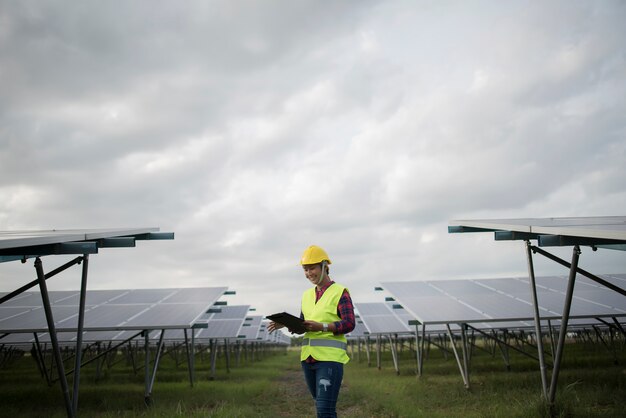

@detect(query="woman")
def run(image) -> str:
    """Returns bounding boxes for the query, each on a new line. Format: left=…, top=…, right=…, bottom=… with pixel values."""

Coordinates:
left=268, top=245, right=355, bottom=418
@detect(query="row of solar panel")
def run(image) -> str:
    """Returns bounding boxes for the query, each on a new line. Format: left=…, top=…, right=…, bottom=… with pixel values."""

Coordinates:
left=349, top=273, right=626, bottom=337
left=0, top=287, right=290, bottom=346
left=2, top=274, right=624, bottom=344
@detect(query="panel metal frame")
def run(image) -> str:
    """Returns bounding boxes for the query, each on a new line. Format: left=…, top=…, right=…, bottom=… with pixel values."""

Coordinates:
left=0, top=228, right=174, bottom=417
left=448, top=216, right=626, bottom=404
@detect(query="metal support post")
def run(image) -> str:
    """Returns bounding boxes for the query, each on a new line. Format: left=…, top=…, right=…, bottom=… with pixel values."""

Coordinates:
left=610, top=317, right=626, bottom=339
left=143, top=331, right=151, bottom=404
left=460, top=324, right=470, bottom=387
left=146, top=329, right=165, bottom=403
left=209, top=339, right=218, bottom=380
left=32, top=333, right=50, bottom=383
left=525, top=241, right=549, bottom=399
left=446, top=324, right=469, bottom=388
left=376, top=335, right=381, bottom=370
left=184, top=329, right=194, bottom=387
left=388, top=334, right=400, bottom=375
left=497, top=330, right=511, bottom=370
left=72, top=254, right=89, bottom=415
left=225, top=338, right=231, bottom=373
left=548, top=245, right=580, bottom=404
left=414, top=323, right=422, bottom=377
left=547, top=320, right=557, bottom=363
left=35, top=257, right=74, bottom=418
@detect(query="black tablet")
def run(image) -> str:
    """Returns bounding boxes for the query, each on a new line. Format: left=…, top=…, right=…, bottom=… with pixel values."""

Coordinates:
left=266, top=312, right=306, bottom=334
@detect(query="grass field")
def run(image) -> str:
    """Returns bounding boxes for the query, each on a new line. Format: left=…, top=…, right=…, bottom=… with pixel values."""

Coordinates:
left=0, top=339, right=624, bottom=417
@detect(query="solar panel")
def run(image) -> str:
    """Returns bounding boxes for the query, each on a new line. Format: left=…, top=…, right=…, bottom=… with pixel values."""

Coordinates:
left=0, top=228, right=174, bottom=262
left=354, top=302, right=411, bottom=334
left=0, top=228, right=166, bottom=246
left=239, top=315, right=263, bottom=340
left=447, top=216, right=626, bottom=400
left=195, top=305, right=250, bottom=339
left=0, top=287, right=228, bottom=333
left=346, top=317, right=369, bottom=339
left=449, top=216, right=626, bottom=239
left=381, top=274, right=626, bottom=326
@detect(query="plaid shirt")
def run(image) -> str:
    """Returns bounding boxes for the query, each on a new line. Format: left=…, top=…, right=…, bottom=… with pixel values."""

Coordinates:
left=301, top=279, right=355, bottom=335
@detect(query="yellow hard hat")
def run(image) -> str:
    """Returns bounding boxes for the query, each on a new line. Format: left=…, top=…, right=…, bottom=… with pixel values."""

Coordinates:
left=300, top=245, right=332, bottom=265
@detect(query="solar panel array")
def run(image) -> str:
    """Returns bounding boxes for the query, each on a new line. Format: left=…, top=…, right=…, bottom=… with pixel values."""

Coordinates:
left=197, top=305, right=250, bottom=339
left=0, top=287, right=228, bottom=334
left=239, top=315, right=263, bottom=340
left=449, top=216, right=626, bottom=241
left=0, top=228, right=174, bottom=262
left=346, top=315, right=370, bottom=339
left=257, top=321, right=291, bottom=345
left=354, top=302, right=412, bottom=335
left=381, top=274, right=626, bottom=328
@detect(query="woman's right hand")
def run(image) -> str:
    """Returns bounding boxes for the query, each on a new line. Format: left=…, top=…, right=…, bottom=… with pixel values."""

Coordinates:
left=267, top=321, right=284, bottom=333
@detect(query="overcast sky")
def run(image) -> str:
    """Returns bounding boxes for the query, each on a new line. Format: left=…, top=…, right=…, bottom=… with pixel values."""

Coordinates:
left=1, top=1, right=625, bottom=318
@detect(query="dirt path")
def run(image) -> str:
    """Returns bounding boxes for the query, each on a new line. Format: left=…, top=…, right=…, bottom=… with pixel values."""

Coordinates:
left=273, top=365, right=316, bottom=417
left=271, top=363, right=355, bottom=417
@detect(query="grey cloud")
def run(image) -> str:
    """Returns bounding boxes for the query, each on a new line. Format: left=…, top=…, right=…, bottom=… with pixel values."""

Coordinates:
left=1, top=1, right=625, bottom=318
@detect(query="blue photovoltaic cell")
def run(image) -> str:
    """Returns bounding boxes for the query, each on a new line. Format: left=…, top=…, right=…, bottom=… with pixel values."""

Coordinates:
left=382, top=274, right=626, bottom=326
left=346, top=318, right=370, bottom=338
left=355, top=302, right=411, bottom=334
left=199, top=319, right=244, bottom=339
left=0, top=287, right=228, bottom=333
left=239, top=315, right=262, bottom=340
left=108, top=289, right=179, bottom=304
left=356, top=303, right=393, bottom=316
left=193, top=305, right=251, bottom=339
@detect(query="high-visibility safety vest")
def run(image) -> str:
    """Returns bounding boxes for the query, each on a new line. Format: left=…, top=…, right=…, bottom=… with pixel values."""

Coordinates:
left=300, top=283, right=350, bottom=364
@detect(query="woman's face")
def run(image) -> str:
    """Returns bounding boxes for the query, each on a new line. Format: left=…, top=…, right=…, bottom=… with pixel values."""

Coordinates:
left=303, top=263, right=322, bottom=285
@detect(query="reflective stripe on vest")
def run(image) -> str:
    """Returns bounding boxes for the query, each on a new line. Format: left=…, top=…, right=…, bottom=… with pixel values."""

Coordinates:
left=302, top=338, right=347, bottom=351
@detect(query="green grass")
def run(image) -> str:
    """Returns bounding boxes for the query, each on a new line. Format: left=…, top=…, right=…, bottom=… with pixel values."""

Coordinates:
left=0, top=340, right=624, bottom=417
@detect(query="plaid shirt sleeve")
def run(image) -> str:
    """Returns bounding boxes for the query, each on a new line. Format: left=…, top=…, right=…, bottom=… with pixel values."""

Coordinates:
left=333, top=289, right=355, bottom=335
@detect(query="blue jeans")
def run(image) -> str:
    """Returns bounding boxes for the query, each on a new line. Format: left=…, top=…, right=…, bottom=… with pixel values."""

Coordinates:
left=301, top=361, right=344, bottom=418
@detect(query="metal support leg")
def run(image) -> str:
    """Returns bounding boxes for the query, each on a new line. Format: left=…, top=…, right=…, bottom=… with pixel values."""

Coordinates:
left=146, top=330, right=165, bottom=403
left=35, top=257, right=74, bottom=418
left=610, top=317, right=626, bottom=339
left=33, top=333, right=50, bottom=383
left=376, top=335, right=382, bottom=370
left=388, top=334, right=400, bottom=375
left=128, top=340, right=137, bottom=375
left=414, top=324, right=422, bottom=377
left=460, top=324, right=470, bottom=387
left=446, top=324, right=469, bottom=389
left=548, top=245, right=581, bottom=404
left=72, top=254, right=89, bottom=415
left=419, top=324, right=426, bottom=376
left=497, top=330, right=511, bottom=371
left=209, top=339, right=217, bottom=380
left=184, top=329, right=194, bottom=387
left=526, top=241, right=549, bottom=399
left=547, top=320, right=557, bottom=363
left=143, top=331, right=151, bottom=404
left=225, top=339, right=230, bottom=373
